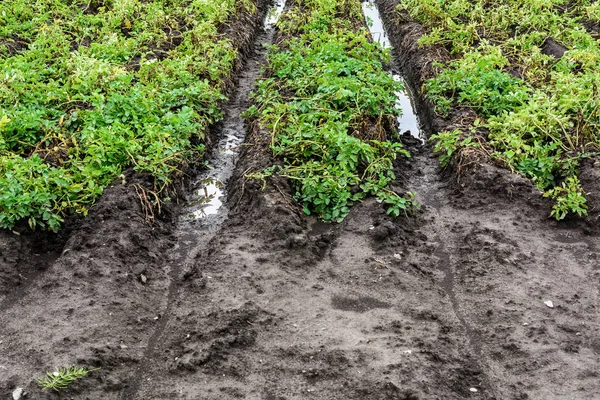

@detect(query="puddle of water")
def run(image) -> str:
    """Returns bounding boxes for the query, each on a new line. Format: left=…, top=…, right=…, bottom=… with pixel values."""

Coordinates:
left=183, top=127, right=241, bottom=222
left=392, top=74, right=420, bottom=137
left=266, top=0, right=285, bottom=28
left=362, top=0, right=422, bottom=139
left=188, top=178, right=223, bottom=219
left=183, top=115, right=245, bottom=221
left=363, top=1, right=391, bottom=48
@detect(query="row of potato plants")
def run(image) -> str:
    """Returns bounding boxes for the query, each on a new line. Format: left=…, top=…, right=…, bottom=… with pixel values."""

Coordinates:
left=244, top=0, right=418, bottom=222
left=0, top=0, right=256, bottom=230
left=399, top=0, right=600, bottom=219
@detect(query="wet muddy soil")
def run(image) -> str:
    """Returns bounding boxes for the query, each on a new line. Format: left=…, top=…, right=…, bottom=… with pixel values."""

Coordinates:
left=1, top=0, right=600, bottom=399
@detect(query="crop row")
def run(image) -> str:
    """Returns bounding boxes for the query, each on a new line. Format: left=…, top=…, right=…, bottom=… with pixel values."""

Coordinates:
left=399, top=0, right=600, bottom=219
left=244, top=0, right=417, bottom=222
left=0, top=0, right=256, bottom=230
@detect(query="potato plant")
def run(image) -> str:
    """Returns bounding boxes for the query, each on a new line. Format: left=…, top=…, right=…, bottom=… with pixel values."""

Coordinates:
left=0, top=0, right=255, bottom=230
left=400, top=0, right=600, bottom=219
left=245, top=0, right=417, bottom=222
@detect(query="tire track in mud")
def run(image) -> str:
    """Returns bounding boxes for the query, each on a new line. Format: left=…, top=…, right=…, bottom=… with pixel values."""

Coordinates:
left=408, top=151, right=499, bottom=398
left=120, top=14, right=280, bottom=399
left=118, top=234, right=192, bottom=400
left=432, top=236, right=491, bottom=392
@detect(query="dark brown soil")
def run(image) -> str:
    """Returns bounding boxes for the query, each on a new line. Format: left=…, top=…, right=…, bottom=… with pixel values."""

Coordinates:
left=541, top=37, right=568, bottom=59
left=0, top=36, right=29, bottom=55
left=1, top=1, right=600, bottom=399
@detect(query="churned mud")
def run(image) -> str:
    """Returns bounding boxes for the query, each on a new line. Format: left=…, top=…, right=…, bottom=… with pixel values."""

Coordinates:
left=1, top=0, right=600, bottom=399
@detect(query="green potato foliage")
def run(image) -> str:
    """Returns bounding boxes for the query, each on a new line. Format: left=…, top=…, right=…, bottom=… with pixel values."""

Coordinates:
left=0, top=0, right=253, bottom=230
left=401, top=0, right=600, bottom=219
left=245, top=0, right=418, bottom=222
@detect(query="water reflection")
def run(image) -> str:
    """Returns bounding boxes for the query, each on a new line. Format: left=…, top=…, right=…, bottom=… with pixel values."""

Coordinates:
left=362, top=0, right=421, bottom=138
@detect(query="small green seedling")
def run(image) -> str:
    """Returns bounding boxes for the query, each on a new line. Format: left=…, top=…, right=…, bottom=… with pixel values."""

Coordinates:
left=38, top=366, right=98, bottom=391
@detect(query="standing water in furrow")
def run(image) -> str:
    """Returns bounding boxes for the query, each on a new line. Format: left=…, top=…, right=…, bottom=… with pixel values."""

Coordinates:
left=181, top=1, right=285, bottom=227
left=362, top=0, right=422, bottom=139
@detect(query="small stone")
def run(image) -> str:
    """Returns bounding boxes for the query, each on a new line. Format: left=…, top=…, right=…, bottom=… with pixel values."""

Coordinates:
left=576, top=332, right=582, bottom=336
left=12, top=387, right=24, bottom=400
left=469, top=387, right=478, bottom=392
left=393, top=253, right=402, bottom=259
left=544, top=300, right=554, bottom=308
left=522, top=322, right=529, bottom=326
left=140, top=274, right=147, bottom=284
left=403, top=349, right=412, bottom=354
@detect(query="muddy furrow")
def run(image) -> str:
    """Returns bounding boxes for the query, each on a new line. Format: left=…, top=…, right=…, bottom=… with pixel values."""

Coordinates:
left=121, top=8, right=283, bottom=400
left=407, top=152, right=600, bottom=398
left=408, top=149, right=499, bottom=398
left=365, top=3, right=498, bottom=394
